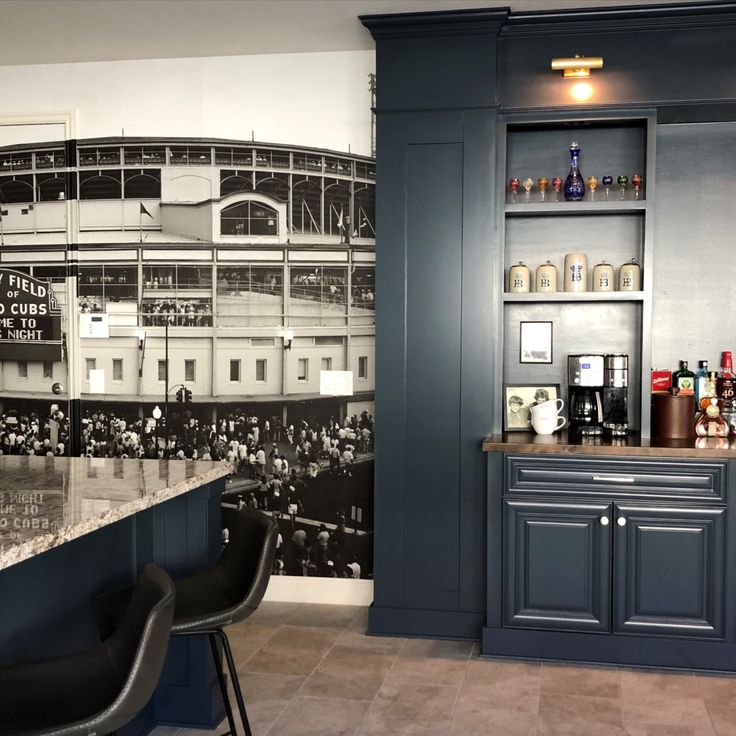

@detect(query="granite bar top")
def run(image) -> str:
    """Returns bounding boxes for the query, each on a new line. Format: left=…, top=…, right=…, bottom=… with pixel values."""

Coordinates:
left=0, top=456, right=233, bottom=571
left=482, top=431, right=736, bottom=459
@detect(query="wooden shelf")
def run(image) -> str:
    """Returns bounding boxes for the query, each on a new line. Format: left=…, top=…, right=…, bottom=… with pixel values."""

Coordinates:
left=503, top=291, right=645, bottom=303
left=505, top=200, right=647, bottom=217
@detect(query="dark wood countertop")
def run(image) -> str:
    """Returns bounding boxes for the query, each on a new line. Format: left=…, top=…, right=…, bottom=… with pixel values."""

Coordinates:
left=482, top=431, right=736, bottom=459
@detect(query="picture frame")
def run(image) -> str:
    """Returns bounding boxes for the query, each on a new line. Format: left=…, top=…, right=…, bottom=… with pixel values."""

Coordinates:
left=504, top=383, right=560, bottom=431
left=520, top=320, right=553, bottom=364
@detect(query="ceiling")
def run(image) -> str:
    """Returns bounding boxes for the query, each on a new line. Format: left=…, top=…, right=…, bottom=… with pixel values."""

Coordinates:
left=0, top=0, right=708, bottom=66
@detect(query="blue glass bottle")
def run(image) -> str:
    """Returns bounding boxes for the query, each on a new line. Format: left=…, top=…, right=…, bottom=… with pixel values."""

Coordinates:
left=564, top=141, right=585, bottom=201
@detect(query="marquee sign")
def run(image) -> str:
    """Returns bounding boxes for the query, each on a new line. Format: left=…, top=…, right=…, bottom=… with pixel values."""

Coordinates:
left=0, top=268, right=63, bottom=361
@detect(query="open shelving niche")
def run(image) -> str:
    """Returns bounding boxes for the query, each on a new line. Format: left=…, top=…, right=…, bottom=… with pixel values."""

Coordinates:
left=492, top=110, right=656, bottom=438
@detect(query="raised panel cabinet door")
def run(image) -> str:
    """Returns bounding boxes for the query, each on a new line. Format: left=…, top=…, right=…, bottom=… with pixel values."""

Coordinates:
left=504, top=500, right=611, bottom=632
left=614, top=505, right=725, bottom=638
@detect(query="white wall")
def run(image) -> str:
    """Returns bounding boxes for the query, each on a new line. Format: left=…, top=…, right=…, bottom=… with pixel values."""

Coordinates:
left=0, top=51, right=375, bottom=156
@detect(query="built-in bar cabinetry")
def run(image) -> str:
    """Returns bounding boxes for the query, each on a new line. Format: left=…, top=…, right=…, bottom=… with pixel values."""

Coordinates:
left=494, top=111, right=655, bottom=437
left=483, top=435, right=736, bottom=671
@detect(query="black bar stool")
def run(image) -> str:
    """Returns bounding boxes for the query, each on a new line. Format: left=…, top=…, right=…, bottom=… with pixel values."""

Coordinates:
left=0, top=563, right=175, bottom=736
left=98, top=507, right=278, bottom=736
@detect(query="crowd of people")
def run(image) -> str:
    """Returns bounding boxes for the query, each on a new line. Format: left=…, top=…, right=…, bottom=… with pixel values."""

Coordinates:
left=140, top=299, right=213, bottom=327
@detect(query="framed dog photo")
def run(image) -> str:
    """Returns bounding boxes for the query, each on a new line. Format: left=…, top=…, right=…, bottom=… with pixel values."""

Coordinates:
left=520, top=320, right=553, bottom=364
left=504, top=384, right=560, bottom=431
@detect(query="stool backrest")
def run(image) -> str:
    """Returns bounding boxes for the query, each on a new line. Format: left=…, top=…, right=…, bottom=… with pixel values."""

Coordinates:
left=214, top=507, right=279, bottom=623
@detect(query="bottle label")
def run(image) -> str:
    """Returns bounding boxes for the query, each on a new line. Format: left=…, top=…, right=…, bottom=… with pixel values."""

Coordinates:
left=570, top=265, right=583, bottom=282
left=540, top=276, right=550, bottom=288
left=677, top=376, right=695, bottom=394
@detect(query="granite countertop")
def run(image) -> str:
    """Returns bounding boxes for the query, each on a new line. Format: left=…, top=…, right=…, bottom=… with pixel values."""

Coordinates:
left=482, top=431, right=736, bottom=458
left=0, top=456, right=233, bottom=571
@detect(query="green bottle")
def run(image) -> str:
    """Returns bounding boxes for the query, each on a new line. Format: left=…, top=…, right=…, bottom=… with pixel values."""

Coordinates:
left=672, top=360, right=695, bottom=396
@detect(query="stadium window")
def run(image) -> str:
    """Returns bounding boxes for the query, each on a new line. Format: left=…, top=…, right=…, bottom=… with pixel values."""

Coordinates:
left=255, top=359, right=267, bottom=383
left=324, top=182, right=350, bottom=237
left=354, top=185, right=376, bottom=238
left=230, top=359, right=241, bottom=382
left=37, top=174, right=66, bottom=202
left=35, top=150, right=65, bottom=169
left=184, top=359, right=196, bottom=382
left=157, top=360, right=166, bottom=382
left=220, top=200, right=278, bottom=236
left=0, top=175, right=34, bottom=204
left=123, top=170, right=161, bottom=198
left=250, top=337, right=276, bottom=347
left=112, top=358, right=123, bottom=382
left=254, top=174, right=289, bottom=202
left=18, top=361, right=28, bottom=379
left=79, top=170, right=122, bottom=200
left=297, top=358, right=308, bottom=382
left=321, top=357, right=332, bottom=372
left=292, top=179, right=322, bottom=235
left=43, top=362, right=53, bottom=379
left=358, top=356, right=368, bottom=380
left=220, top=171, right=253, bottom=197
left=85, top=358, right=96, bottom=380
left=314, top=336, right=344, bottom=346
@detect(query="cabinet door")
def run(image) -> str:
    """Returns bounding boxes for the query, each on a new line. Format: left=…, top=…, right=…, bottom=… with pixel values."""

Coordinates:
left=504, top=500, right=611, bottom=632
left=614, top=505, right=725, bottom=638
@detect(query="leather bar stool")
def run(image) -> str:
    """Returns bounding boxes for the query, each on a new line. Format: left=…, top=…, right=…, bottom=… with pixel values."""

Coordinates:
left=97, top=507, right=278, bottom=736
left=0, top=563, right=175, bottom=736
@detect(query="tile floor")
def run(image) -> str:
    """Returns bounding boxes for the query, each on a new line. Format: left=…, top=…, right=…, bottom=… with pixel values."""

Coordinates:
left=151, top=601, right=736, bottom=736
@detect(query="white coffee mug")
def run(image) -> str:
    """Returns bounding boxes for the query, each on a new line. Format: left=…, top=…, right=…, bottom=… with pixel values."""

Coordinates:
left=530, top=398, right=564, bottom=422
left=532, top=414, right=566, bottom=435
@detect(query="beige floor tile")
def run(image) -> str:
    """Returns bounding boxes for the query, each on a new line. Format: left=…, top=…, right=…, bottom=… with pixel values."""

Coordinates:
left=235, top=671, right=306, bottom=734
left=708, top=705, right=736, bottom=736
left=299, top=643, right=398, bottom=701
left=148, top=728, right=180, bottom=736
left=358, top=680, right=459, bottom=735
left=248, top=601, right=304, bottom=627
left=386, top=637, right=472, bottom=687
left=539, top=692, right=625, bottom=728
left=538, top=717, right=627, bottom=736
left=449, top=706, right=539, bottom=736
left=696, top=675, right=736, bottom=708
left=542, top=663, right=621, bottom=699
left=347, top=606, right=370, bottom=632
left=335, top=627, right=406, bottom=654
left=623, top=691, right=711, bottom=728
left=241, top=624, right=341, bottom=676
left=268, top=695, right=371, bottom=736
left=621, top=670, right=698, bottom=699
left=228, top=622, right=281, bottom=670
left=626, top=724, right=716, bottom=736
left=287, top=603, right=364, bottom=629
left=454, top=659, right=541, bottom=715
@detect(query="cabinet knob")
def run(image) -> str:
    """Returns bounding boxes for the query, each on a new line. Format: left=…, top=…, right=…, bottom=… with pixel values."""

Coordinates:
left=617, top=517, right=627, bottom=527
left=599, top=516, right=609, bottom=526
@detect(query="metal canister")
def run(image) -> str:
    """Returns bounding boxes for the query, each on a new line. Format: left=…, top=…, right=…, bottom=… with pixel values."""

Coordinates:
left=593, top=261, right=614, bottom=292
left=508, top=261, right=531, bottom=293
left=535, top=261, right=558, bottom=293
left=619, top=258, right=642, bottom=291
left=564, top=252, right=588, bottom=292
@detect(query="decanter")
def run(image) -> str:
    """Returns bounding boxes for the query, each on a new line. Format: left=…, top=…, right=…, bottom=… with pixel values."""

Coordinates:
left=564, top=141, right=585, bottom=201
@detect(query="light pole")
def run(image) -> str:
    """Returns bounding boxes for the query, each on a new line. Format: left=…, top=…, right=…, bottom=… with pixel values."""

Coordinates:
left=152, top=405, right=162, bottom=455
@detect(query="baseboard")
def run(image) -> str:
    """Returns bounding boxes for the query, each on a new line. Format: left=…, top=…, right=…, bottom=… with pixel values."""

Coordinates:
left=263, top=576, right=374, bottom=605
left=369, top=604, right=484, bottom=640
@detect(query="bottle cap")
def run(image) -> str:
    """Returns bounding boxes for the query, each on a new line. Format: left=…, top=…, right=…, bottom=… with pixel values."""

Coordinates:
left=699, top=360, right=708, bottom=368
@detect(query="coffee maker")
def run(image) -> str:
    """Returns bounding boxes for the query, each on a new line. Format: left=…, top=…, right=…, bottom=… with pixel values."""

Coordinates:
left=602, top=353, right=629, bottom=436
left=568, top=355, right=605, bottom=435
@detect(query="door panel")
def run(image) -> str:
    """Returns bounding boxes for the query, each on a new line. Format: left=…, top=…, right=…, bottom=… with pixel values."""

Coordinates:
left=504, top=500, right=611, bottom=632
left=614, top=505, right=725, bottom=638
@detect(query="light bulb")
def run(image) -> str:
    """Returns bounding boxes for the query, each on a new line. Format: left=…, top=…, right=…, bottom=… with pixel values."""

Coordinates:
left=570, top=81, right=594, bottom=102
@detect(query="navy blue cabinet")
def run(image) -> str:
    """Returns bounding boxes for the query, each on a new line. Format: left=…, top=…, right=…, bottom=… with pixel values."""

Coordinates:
left=504, top=499, right=611, bottom=632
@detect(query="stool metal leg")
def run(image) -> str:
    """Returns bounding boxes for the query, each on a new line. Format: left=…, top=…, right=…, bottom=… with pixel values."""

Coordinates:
left=215, top=628, right=253, bottom=736
left=209, top=632, right=238, bottom=736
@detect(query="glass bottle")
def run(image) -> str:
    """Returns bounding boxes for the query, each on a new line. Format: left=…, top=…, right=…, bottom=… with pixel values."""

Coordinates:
left=522, top=177, right=534, bottom=202
left=552, top=177, right=563, bottom=202
left=508, top=178, right=520, bottom=203
left=537, top=177, right=549, bottom=202
left=695, top=398, right=730, bottom=438
left=717, top=350, right=735, bottom=413
left=672, top=360, right=695, bottom=395
left=564, top=141, right=585, bottom=201
left=695, top=360, right=714, bottom=408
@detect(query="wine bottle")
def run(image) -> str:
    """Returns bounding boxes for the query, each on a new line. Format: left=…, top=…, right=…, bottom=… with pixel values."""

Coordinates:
left=672, top=360, right=695, bottom=395
left=564, top=141, right=585, bottom=201
left=717, top=351, right=735, bottom=413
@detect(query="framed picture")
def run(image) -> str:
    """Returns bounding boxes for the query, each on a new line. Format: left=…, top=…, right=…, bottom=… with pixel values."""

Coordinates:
left=520, top=320, right=553, bottom=364
left=504, top=383, right=560, bottom=431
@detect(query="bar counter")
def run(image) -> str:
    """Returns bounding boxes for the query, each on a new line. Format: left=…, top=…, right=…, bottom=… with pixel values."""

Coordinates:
left=0, top=455, right=232, bottom=571
left=482, top=430, right=736, bottom=458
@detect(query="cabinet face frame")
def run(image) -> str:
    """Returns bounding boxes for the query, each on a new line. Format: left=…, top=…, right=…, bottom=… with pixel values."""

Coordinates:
left=492, top=108, right=656, bottom=438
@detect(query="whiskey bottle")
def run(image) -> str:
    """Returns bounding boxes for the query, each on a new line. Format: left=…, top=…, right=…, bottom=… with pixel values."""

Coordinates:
left=564, top=141, right=585, bottom=201
left=717, top=351, right=735, bottom=413
left=695, top=398, right=730, bottom=438
left=672, top=360, right=695, bottom=395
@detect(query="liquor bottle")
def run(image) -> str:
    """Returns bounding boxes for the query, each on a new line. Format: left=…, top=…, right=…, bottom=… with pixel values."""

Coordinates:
left=672, top=360, right=695, bottom=395
left=564, top=141, right=585, bottom=201
left=695, top=398, right=730, bottom=438
left=717, top=351, right=735, bottom=413
left=694, top=360, right=710, bottom=407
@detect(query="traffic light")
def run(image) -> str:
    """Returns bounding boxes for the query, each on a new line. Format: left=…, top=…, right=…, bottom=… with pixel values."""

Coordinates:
left=184, top=388, right=193, bottom=404
left=175, top=387, right=184, bottom=403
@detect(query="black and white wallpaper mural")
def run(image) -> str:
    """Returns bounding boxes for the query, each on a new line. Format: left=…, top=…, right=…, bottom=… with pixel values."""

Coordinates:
left=0, top=50, right=376, bottom=579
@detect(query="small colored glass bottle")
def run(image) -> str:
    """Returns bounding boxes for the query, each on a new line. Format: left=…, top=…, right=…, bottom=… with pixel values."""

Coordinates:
left=695, top=398, right=730, bottom=438
left=695, top=360, right=715, bottom=408
left=564, top=141, right=585, bottom=201
left=672, top=360, right=695, bottom=395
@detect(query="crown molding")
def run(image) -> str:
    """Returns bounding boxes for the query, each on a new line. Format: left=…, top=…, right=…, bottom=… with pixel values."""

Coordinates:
left=360, top=8, right=510, bottom=40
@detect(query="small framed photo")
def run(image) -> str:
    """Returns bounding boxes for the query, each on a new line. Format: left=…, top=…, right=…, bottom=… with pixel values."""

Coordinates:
left=520, top=320, right=553, bottom=364
left=504, top=384, right=560, bottom=431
